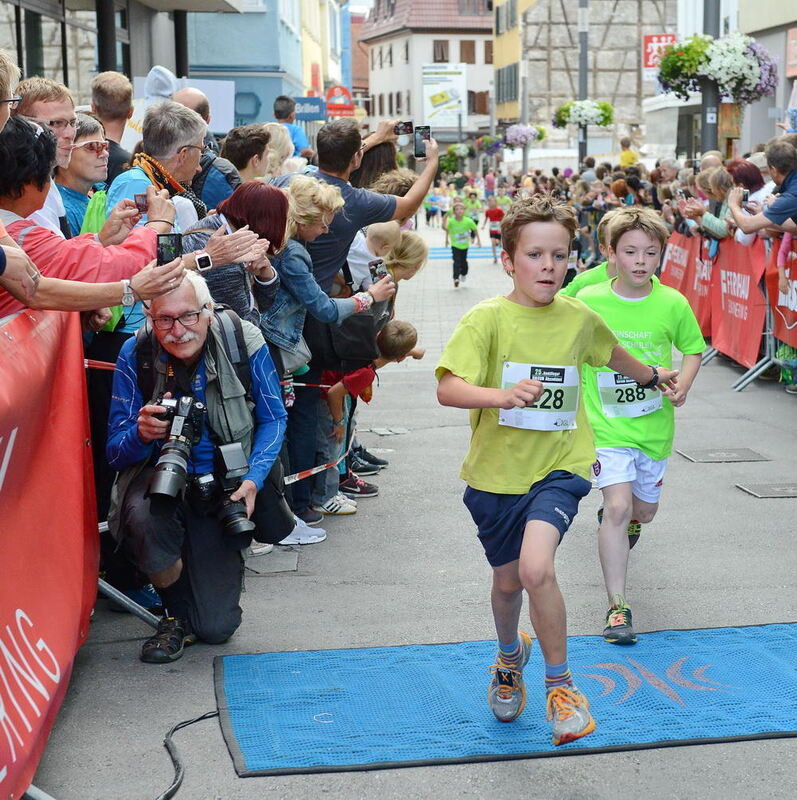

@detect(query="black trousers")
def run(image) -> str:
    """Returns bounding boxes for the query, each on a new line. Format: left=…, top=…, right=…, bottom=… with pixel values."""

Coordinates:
left=452, top=247, right=469, bottom=279
left=121, top=468, right=245, bottom=643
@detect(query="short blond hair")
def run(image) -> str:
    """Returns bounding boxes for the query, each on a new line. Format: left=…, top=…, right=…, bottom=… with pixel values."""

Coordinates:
left=607, top=206, right=669, bottom=251
left=596, top=207, right=623, bottom=247
left=370, top=168, right=418, bottom=197
left=501, top=194, right=577, bottom=258
left=263, top=122, right=293, bottom=177
left=0, top=49, right=20, bottom=98
left=91, top=71, right=133, bottom=121
left=385, top=230, right=428, bottom=277
left=14, top=77, right=73, bottom=117
left=286, top=174, right=345, bottom=238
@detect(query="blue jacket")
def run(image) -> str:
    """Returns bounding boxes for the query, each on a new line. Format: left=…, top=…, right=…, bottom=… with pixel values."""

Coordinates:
left=194, top=152, right=241, bottom=210
left=107, top=331, right=286, bottom=491
left=260, top=238, right=357, bottom=351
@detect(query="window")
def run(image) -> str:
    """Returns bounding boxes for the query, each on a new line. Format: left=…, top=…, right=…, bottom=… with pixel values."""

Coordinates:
left=371, top=49, right=375, bottom=70
left=484, top=40, right=493, bottom=64
left=495, top=0, right=518, bottom=35
left=379, top=94, right=384, bottom=116
left=379, top=47, right=383, bottom=68
left=432, top=40, right=449, bottom=63
left=395, top=91, right=401, bottom=115
left=460, top=40, right=475, bottom=64
left=404, top=40, right=409, bottom=63
left=387, top=44, right=392, bottom=66
left=406, top=90, right=411, bottom=115
left=496, top=62, right=519, bottom=104
left=459, top=0, right=488, bottom=14
left=388, top=92, right=393, bottom=115
left=467, top=91, right=489, bottom=114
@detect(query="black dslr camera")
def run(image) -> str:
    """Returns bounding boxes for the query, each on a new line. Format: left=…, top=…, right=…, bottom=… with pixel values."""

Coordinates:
left=214, top=443, right=256, bottom=537
left=148, top=395, right=206, bottom=500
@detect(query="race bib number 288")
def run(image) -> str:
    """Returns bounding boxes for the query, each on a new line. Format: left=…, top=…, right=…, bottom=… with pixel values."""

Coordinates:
left=597, top=371, right=662, bottom=418
left=498, top=362, right=579, bottom=431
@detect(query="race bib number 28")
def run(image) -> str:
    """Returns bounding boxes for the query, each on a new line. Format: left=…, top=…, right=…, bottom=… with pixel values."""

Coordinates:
left=498, top=362, right=579, bottom=431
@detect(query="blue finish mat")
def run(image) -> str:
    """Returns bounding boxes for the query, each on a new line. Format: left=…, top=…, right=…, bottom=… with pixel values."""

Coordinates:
left=428, top=246, right=494, bottom=260
left=214, top=623, right=797, bottom=776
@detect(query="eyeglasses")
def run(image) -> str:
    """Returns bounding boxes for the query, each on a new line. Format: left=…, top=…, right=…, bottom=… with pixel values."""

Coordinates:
left=151, top=310, right=202, bottom=331
left=181, top=143, right=210, bottom=154
left=72, top=139, right=109, bottom=154
left=22, top=115, right=77, bottom=131
left=0, top=96, right=21, bottom=109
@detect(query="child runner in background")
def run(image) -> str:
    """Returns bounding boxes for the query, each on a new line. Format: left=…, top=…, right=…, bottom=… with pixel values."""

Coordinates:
left=463, top=192, right=483, bottom=240
left=483, top=195, right=505, bottom=264
left=436, top=195, right=677, bottom=744
left=496, top=186, right=513, bottom=214
left=444, top=201, right=481, bottom=288
left=578, top=207, right=704, bottom=645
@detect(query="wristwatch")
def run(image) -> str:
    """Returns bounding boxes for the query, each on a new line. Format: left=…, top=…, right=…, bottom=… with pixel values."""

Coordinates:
left=637, top=365, right=660, bottom=390
left=120, top=279, right=135, bottom=307
left=195, top=251, right=213, bottom=271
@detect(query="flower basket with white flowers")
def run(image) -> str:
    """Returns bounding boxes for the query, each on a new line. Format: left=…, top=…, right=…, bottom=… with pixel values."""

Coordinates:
left=552, top=100, right=614, bottom=128
left=503, top=123, right=546, bottom=148
left=658, top=32, right=777, bottom=105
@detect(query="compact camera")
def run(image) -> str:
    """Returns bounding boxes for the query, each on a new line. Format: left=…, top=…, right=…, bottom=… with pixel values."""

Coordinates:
left=394, top=121, right=414, bottom=135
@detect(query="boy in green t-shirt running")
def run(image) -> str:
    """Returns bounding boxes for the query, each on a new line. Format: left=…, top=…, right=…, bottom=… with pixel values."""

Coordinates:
left=444, top=201, right=481, bottom=287
left=436, top=196, right=678, bottom=744
left=578, top=207, right=704, bottom=646
left=559, top=207, right=622, bottom=297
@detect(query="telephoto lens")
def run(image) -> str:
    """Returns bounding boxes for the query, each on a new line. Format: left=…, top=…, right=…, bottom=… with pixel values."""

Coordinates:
left=148, top=395, right=206, bottom=500
left=214, top=443, right=256, bottom=537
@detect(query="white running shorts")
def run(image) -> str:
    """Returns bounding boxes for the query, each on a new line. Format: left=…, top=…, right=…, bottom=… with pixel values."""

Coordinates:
left=593, top=447, right=668, bottom=503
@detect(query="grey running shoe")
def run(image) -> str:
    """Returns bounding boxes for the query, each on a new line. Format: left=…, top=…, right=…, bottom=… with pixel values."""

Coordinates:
left=487, top=631, right=532, bottom=722
left=546, top=684, right=596, bottom=745
left=603, top=603, right=637, bottom=645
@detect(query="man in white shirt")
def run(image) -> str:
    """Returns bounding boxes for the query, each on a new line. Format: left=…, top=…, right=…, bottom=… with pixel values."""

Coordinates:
left=13, top=77, right=76, bottom=237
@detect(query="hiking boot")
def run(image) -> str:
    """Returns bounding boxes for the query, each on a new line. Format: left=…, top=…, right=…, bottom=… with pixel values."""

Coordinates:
left=487, top=631, right=532, bottom=722
left=140, top=617, right=196, bottom=664
left=546, top=684, right=596, bottom=745
left=603, top=602, right=637, bottom=645
left=356, top=447, right=389, bottom=468
left=339, top=473, right=379, bottom=498
left=350, top=454, right=380, bottom=476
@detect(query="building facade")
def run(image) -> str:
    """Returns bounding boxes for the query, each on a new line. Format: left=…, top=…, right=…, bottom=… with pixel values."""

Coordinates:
left=188, top=0, right=303, bottom=126
left=1, top=0, right=243, bottom=108
left=360, top=0, right=493, bottom=142
left=738, top=0, right=797, bottom=150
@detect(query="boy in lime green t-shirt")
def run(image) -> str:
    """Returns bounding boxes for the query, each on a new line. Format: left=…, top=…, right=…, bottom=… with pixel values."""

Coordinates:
left=578, top=207, right=704, bottom=646
left=436, top=196, right=677, bottom=745
left=559, top=207, right=622, bottom=297
left=444, top=201, right=481, bottom=287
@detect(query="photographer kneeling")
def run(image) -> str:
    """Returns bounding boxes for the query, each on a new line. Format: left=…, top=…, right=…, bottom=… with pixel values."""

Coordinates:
left=107, top=271, right=288, bottom=663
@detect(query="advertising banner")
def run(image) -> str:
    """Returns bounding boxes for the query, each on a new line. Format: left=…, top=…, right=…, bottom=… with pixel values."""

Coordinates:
left=293, top=97, right=327, bottom=121
left=710, top=239, right=768, bottom=368
left=642, top=34, right=678, bottom=82
left=660, top=232, right=699, bottom=294
left=683, top=236, right=714, bottom=336
left=766, top=235, right=797, bottom=349
left=0, top=311, right=98, bottom=799
left=422, top=64, right=467, bottom=127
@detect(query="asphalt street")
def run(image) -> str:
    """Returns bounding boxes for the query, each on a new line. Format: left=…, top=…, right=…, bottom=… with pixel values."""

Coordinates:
left=32, top=223, right=797, bottom=800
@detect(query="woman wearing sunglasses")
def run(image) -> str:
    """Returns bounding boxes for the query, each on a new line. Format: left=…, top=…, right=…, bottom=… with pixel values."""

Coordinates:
left=55, top=113, right=110, bottom=235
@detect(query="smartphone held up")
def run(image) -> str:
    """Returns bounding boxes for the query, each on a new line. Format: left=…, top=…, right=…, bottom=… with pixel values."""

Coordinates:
left=414, top=126, right=431, bottom=159
left=157, top=233, right=182, bottom=266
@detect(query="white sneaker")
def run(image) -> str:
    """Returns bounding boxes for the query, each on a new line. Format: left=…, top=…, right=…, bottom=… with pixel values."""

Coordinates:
left=248, top=542, right=274, bottom=556
left=279, top=522, right=327, bottom=545
left=460, top=274, right=467, bottom=284
left=334, top=492, right=357, bottom=507
left=311, top=495, right=357, bottom=515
